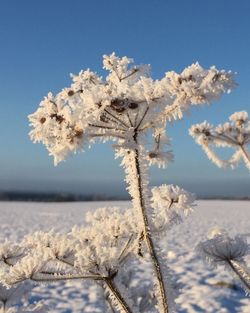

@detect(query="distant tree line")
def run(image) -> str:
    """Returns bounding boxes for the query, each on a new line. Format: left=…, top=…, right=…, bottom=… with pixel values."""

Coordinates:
left=0, top=191, right=127, bottom=202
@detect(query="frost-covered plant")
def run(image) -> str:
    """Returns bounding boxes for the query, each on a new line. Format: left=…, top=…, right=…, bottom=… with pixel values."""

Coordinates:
left=198, top=229, right=250, bottom=295
left=0, top=53, right=235, bottom=312
left=151, top=184, right=195, bottom=233
left=190, top=111, right=250, bottom=295
left=189, top=110, right=250, bottom=170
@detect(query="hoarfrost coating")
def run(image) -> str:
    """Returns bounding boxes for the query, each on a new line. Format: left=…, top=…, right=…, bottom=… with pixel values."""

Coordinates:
left=189, top=110, right=250, bottom=170
left=28, top=53, right=235, bottom=165
left=197, top=231, right=250, bottom=295
left=3, top=53, right=240, bottom=313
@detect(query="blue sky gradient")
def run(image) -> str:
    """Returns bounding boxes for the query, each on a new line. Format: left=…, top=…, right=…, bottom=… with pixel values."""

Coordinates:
left=0, top=0, right=249, bottom=197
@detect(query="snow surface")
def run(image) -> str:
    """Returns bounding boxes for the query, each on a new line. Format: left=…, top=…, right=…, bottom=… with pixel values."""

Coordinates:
left=0, top=200, right=249, bottom=312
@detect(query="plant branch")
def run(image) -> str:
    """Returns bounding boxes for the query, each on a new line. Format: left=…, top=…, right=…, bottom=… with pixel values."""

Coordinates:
left=89, top=133, right=125, bottom=140
left=104, top=108, right=130, bottom=129
left=228, top=260, right=250, bottom=292
left=89, top=123, right=126, bottom=133
left=240, top=145, right=250, bottom=166
left=125, top=131, right=169, bottom=313
left=104, top=278, right=134, bottom=313
left=120, top=68, right=139, bottom=81
left=126, top=112, right=133, bottom=127
left=136, top=106, right=149, bottom=130
left=31, top=273, right=103, bottom=283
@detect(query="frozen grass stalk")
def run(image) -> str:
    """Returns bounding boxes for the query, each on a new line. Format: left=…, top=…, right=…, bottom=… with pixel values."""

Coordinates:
left=0, top=53, right=236, bottom=312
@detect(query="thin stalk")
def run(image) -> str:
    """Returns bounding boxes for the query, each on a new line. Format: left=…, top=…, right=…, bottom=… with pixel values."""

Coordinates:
left=104, top=108, right=130, bottom=129
left=240, top=145, right=250, bottom=166
left=126, top=112, right=133, bottom=127
left=228, top=260, right=250, bottom=292
left=121, top=111, right=169, bottom=311
left=89, top=133, right=125, bottom=140
left=10, top=274, right=103, bottom=285
left=104, top=278, right=133, bottom=313
left=132, top=147, right=169, bottom=313
left=89, top=123, right=126, bottom=132
left=136, top=106, right=149, bottom=129
left=120, top=68, right=139, bottom=81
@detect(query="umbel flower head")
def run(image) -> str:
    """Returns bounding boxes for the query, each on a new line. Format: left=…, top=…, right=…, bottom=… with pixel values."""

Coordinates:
left=197, top=230, right=250, bottom=268
left=189, top=110, right=250, bottom=170
left=0, top=207, right=138, bottom=287
left=72, top=207, right=139, bottom=276
left=28, top=53, right=235, bottom=165
left=151, top=184, right=195, bottom=232
left=197, top=230, right=250, bottom=295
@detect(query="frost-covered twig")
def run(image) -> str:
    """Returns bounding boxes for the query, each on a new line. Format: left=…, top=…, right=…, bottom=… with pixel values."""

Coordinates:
left=190, top=111, right=250, bottom=170
left=104, top=277, right=134, bottom=313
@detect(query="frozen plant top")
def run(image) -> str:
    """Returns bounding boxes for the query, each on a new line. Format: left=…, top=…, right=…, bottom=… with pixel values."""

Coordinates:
left=189, top=110, right=250, bottom=170
left=0, top=207, right=139, bottom=287
left=197, top=230, right=250, bottom=268
left=197, top=229, right=250, bottom=295
left=151, top=184, right=195, bottom=233
left=28, top=53, right=236, bottom=165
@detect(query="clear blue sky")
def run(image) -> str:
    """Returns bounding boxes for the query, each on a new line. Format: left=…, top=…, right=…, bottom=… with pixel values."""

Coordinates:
left=0, top=0, right=249, bottom=197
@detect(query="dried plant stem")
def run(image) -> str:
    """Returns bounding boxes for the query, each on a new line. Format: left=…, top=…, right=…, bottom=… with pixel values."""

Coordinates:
left=124, top=131, right=169, bottom=313
left=228, top=260, right=250, bottom=292
left=240, top=145, right=250, bottom=166
left=30, top=274, right=103, bottom=284
left=104, top=278, right=134, bottom=313
left=3, top=258, right=132, bottom=313
left=33, top=273, right=133, bottom=313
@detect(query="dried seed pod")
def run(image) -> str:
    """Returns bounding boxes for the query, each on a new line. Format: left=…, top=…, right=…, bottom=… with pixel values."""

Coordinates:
left=128, top=102, right=138, bottom=109
left=203, top=130, right=211, bottom=137
left=99, top=113, right=109, bottom=123
left=148, top=152, right=158, bottom=159
left=40, top=117, right=46, bottom=124
left=74, top=129, right=83, bottom=138
left=50, top=114, right=65, bottom=124
left=110, top=99, right=127, bottom=114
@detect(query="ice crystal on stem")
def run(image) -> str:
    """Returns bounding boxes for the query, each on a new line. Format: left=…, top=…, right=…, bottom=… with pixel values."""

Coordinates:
left=189, top=110, right=250, bottom=170
left=0, top=53, right=236, bottom=312
left=197, top=231, right=250, bottom=295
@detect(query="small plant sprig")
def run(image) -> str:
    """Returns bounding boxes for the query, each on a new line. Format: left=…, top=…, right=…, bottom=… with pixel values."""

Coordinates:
left=0, top=53, right=236, bottom=312
left=189, top=111, right=250, bottom=170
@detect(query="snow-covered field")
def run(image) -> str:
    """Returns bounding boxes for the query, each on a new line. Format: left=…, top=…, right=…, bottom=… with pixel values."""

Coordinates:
left=0, top=200, right=249, bottom=312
